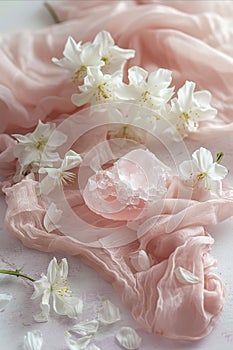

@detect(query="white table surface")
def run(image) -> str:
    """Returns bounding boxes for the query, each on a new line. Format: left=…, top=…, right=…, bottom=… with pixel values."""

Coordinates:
left=1, top=1, right=233, bottom=349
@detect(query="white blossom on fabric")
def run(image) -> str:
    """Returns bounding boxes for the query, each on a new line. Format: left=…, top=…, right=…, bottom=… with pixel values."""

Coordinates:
left=12, top=120, right=67, bottom=182
left=93, top=30, right=135, bottom=74
left=52, top=36, right=104, bottom=83
left=52, top=31, right=135, bottom=83
left=31, top=257, right=83, bottom=322
left=179, top=147, right=228, bottom=194
left=167, top=81, right=217, bottom=140
left=39, top=150, right=82, bottom=195
left=116, top=66, right=174, bottom=112
left=107, top=105, right=157, bottom=145
left=71, top=67, right=123, bottom=106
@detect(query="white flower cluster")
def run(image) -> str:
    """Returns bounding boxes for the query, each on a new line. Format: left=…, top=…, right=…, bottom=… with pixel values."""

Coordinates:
left=53, top=31, right=217, bottom=140
left=22, top=257, right=141, bottom=350
left=12, top=120, right=82, bottom=194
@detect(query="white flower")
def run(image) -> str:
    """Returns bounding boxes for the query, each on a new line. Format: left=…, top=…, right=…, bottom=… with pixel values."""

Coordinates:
left=52, top=31, right=135, bottom=83
left=39, top=150, right=82, bottom=195
left=130, top=250, right=151, bottom=272
left=115, top=327, right=142, bottom=350
left=69, top=320, right=99, bottom=336
left=167, top=81, right=217, bottom=139
left=43, top=202, right=63, bottom=232
left=12, top=120, right=67, bottom=182
left=98, top=299, right=121, bottom=325
left=179, top=147, right=228, bottom=194
left=23, top=330, right=43, bottom=350
left=65, top=332, right=92, bottom=350
left=93, top=31, right=135, bottom=73
left=52, top=36, right=104, bottom=83
left=31, top=257, right=83, bottom=322
left=116, top=66, right=174, bottom=112
left=174, top=267, right=202, bottom=285
left=107, top=105, right=157, bottom=144
left=0, top=293, right=12, bottom=311
left=71, top=67, right=123, bottom=106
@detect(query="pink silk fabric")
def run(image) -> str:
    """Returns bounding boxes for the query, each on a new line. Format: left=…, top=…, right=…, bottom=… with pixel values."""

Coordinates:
left=3, top=173, right=233, bottom=340
left=1, top=0, right=233, bottom=341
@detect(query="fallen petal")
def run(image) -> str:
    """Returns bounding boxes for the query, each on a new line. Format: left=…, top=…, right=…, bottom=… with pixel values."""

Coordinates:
left=65, top=332, right=92, bottom=350
left=43, top=202, right=63, bottom=232
left=115, top=327, right=142, bottom=350
left=70, top=320, right=99, bottom=336
left=24, top=330, right=43, bottom=350
left=130, top=250, right=151, bottom=272
left=175, top=267, right=202, bottom=284
left=88, top=344, right=101, bottom=350
left=0, top=293, right=12, bottom=311
left=98, top=299, right=121, bottom=325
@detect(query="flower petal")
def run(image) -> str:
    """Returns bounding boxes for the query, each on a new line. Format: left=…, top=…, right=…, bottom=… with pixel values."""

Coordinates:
left=70, top=320, right=99, bottom=336
left=43, top=202, right=63, bottom=232
left=208, top=163, right=228, bottom=181
left=65, top=332, right=92, bottom=350
left=93, top=30, right=114, bottom=48
left=71, top=92, right=93, bottom=107
left=33, top=288, right=51, bottom=323
left=39, top=173, right=58, bottom=195
left=128, top=66, right=148, bottom=86
left=47, top=257, right=59, bottom=285
left=175, top=267, right=202, bottom=285
left=0, top=293, right=12, bottom=311
left=98, top=299, right=121, bottom=324
left=31, top=274, right=50, bottom=300
left=59, top=258, right=69, bottom=279
left=61, top=150, right=82, bottom=171
left=47, top=129, right=67, bottom=148
left=23, top=330, right=43, bottom=350
left=115, top=327, right=142, bottom=350
left=130, top=250, right=151, bottom=272
left=53, top=293, right=83, bottom=318
left=87, top=344, right=101, bottom=350
left=179, top=160, right=199, bottom=179
left=177, top=81, right=195, bottom=111
left=194, top=90, right=211, bottom=106
left=192, top=147, right=213, bottom=171
left=148, top=68, right=172, bottom=89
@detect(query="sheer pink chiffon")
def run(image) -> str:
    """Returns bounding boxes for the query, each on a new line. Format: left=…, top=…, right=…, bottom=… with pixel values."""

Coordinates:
left=1, top=0, right=233, bottom=341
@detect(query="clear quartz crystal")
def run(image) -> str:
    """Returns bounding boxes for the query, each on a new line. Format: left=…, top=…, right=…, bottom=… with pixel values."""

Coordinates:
left=84, top=149, right=168, bottom=220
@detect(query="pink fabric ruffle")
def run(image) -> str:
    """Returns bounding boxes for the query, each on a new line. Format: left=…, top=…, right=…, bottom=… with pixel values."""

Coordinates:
left=3, top=173, right=233, bottom=340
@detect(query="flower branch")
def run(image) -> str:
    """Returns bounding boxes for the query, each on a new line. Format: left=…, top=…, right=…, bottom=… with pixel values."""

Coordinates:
left=0, top=268, right=35, bottom=282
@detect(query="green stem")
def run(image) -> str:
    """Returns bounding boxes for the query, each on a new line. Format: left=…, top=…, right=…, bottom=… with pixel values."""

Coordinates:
left=216, top=152, right=224, bottom=164
left=44, top=2, right=61, bottom=24
left=0, top=269, right=35, bottom=282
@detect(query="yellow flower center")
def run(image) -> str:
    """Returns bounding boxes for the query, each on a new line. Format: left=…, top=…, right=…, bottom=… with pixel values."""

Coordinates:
left=94, top=82, right=111, bottom=101
left=197, top=172, right=207, bottom=180
left=102, top=56, right=110, bottom=66
left=35, top=139, right=47, bottom=150
left=73, top=65, right=87, bottom=84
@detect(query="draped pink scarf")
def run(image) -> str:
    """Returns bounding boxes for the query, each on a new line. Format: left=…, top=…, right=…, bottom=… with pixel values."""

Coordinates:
left=1, top=0, right=233, bottom=341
